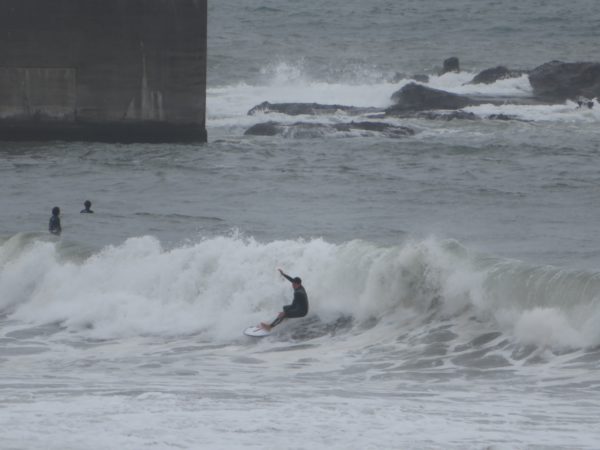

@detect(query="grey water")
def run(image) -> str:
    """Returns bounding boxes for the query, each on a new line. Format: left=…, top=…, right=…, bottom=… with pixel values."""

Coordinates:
left=2, top=1, right=600, bottom=449
left=209, top=0, right=600, bottom=86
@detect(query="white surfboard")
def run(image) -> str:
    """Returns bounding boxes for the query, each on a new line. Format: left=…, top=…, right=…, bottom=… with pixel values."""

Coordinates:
left=244, top=325, right=271, bottom=337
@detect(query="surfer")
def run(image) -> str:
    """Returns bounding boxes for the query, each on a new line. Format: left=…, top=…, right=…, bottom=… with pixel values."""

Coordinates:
left=261, top=268, right=309, bottom=331
left=80, top=200, right=94, bottom=213
left=48, top=206, right=62, bottom=235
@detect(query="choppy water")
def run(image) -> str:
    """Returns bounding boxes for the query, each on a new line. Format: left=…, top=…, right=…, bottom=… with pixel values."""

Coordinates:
left=2, top=1, right=600, bottom=448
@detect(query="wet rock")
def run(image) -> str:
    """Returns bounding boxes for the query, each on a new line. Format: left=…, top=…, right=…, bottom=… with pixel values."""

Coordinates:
left=247, top=101, right=380, bottom=116
left=243, top=121, right=280, bottom=136
left=486, top=113, right=518, bottom=121
left=441, top=56, right=460, bottom=74
left=387, top=82, right=474, bottom=114
left=244, top=121, right=414, bottom=138
left=416, top=110, right=478, bottom=121
left=528, top=60, right=600, bottom=101
left=468, top=66, right=527, bottom=84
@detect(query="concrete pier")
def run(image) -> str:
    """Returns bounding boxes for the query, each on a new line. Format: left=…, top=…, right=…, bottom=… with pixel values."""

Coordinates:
left=0, top=0, right=207, bottom=143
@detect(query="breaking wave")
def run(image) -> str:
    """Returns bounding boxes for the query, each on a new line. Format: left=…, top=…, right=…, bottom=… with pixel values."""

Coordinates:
left=2, top=232, right=600, bottom=356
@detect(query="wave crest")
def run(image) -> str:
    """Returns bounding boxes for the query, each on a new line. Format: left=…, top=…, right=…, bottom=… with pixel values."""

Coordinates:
left=1, top=234, right=599, bottom=350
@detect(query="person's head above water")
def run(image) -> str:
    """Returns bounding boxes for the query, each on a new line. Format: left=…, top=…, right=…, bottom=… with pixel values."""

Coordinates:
left=292, top=277, right=302, bottom=285
left=52, top=206, right=60, bottom=216
left=81, top=200, right=94, bottom=213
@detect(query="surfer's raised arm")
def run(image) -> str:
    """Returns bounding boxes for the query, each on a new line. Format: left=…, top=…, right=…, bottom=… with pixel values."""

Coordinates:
left=278, top=268, right=294, bottom=283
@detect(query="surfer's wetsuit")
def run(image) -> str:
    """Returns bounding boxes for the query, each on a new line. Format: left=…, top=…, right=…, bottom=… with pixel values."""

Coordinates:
left=49, top=214, right=61, bottom=235
left=270, top=272, right=309, bottom=328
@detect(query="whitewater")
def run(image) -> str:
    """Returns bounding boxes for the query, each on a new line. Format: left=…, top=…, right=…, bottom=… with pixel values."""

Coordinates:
left=3, top=232, right=600, bottom=448
left=3, top=0, right=600, bottom=448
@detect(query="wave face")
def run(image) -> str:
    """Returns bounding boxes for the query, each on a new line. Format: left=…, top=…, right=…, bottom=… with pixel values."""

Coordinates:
left=3, top=233, right=599, bottom=358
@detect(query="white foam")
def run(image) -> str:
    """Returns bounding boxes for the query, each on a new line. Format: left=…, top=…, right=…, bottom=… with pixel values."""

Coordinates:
left=512, top=307, right=586, bottom=350
left=208, top=63, right=600, bottom=131
left=207, top=81, right=395, bottom=126
left=3, top=234, right=600, bottom=350
left=427, top=72, right=533, bottom=97
left=465, top=99, right=600, bottom=123
left=207, top=61, right=397, bottom=124
left=3, top=234, right=600, bottom=449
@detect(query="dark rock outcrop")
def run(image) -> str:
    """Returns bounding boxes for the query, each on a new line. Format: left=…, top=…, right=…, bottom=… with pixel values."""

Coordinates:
left=415, top=111, right=478, bottom=121
left=247, top=59, right=600, bottom=128
left=441, top=57, right=460, bottom=75
left=387, top=83, right=475, bottom=115
left=528, top=60, right=600, bottom=101
left=245, top=121, right=414, bottom=138
left=469, top=66, right=527, bottom=85
left=248, top=101, right=380, bottom=116
left=243, top=121, right=280, bottom=136
left=486, top=114, right=514, bottom=121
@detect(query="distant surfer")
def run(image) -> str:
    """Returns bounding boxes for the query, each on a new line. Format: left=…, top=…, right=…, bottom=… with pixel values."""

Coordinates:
left=261, top=269, right=309, bottom=331
left=49, top=206, right=62, bottom=235
left=80, top=200, right=94, bottom=214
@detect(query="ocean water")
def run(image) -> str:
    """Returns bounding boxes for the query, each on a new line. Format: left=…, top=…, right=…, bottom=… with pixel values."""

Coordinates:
left=2, top=1, right=600, bottom=448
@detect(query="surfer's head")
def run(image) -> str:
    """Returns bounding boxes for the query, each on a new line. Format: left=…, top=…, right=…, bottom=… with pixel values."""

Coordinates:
left=52, top=206, right=60, bottom=216
left=84, top=200, right=92, bottom=209
left=292, top=277, right=302, bottom=286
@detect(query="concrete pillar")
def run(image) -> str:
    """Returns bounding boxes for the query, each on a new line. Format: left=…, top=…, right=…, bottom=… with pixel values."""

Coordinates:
left=0, top=0, right=207, bottom=143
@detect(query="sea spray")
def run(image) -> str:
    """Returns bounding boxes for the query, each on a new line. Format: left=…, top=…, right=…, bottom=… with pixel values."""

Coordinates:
left=3, top=233, right=600, bottom=350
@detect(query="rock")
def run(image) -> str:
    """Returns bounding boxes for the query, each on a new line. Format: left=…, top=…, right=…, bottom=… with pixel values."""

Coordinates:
left=486, top=114, right=518, bottom=121
left=387, top=82, right=474, bottom=114
left=244, top=121, right=414, bottom=138
left=468, top=66, right=527, bottom=84
left=528, top=60, right=600, bottom=101
left=244, top=121, right=280, bottom=136
left=441, top=57, right=460, bottom=74
left=416, top=111, right=478, bottom=121
left=247, top=101, right=380, bottom=116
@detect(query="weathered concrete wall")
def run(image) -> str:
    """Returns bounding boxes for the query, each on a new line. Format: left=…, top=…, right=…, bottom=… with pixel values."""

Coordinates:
left=0, top=0, right=207, bottom=143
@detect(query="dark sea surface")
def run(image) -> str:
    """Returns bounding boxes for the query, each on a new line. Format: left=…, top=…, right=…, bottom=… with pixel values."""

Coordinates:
left=209, top=0, right=600, bottom=86
left=2, top=1, right=600, bottom=448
